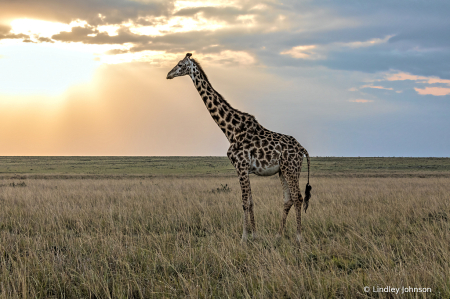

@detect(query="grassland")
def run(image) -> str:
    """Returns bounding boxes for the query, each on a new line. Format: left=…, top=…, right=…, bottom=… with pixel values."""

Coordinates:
left=1, top=157, right=449, bottom=298
left=1, top=156, right=450, bottom=178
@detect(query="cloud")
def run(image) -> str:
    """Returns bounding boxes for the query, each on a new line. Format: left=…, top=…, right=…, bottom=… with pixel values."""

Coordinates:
left=173, top=5, right=243, bottom=22
left=52, top=26, right=150, bottom=45
left=386, top=73, right=450, bottom=85
left=37, top=37, right=54, bottom=43
left=3, top=0, right=447, bottom=84
left=277, top=35, right=394, bottom=69
left=361, top=85, right=393, bottom=91
left=0, top=24, right=30, bottom=40
left=414, top=87, right=450, bottom=96
left=335, top=35, right=394, bottom=49
left=198, top=50, right=256, bottom=65
left=349, top=99, right=373, bottom=103
left=266, top=1, right=450, bottom=80
left=280, top=45, right=324, bottom=60
left=386, top=72, right=450, bottom=96
left=0, top=0, right=173, bottom=26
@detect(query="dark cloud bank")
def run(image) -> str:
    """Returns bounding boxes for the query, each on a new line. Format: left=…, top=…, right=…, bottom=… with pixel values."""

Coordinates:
left=2, top=0, right=449, bottom=79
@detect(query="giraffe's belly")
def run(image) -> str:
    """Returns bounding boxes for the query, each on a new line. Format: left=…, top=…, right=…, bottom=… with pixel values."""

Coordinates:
left=249, top=161, right=280, bottom=176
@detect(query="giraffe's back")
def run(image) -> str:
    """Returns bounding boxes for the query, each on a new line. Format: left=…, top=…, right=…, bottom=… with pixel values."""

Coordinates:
left=244, top=126, right=304, bottom=177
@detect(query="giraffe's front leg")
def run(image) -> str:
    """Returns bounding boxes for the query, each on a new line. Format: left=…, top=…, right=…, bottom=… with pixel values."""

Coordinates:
left=247, top=178, right=257, bottom=240
left=237, top=169, right=258, bottom=243
left=238, top=173, right=252, bottom=243
left=227, top=147, right=255, bottom=243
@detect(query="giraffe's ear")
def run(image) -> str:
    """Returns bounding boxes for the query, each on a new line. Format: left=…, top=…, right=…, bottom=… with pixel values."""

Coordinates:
left=186, top=53, right=192, bottom=58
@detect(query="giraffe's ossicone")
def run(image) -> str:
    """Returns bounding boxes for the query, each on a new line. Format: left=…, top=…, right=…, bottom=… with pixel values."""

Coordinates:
left=167, top=53, right=312, bottom=243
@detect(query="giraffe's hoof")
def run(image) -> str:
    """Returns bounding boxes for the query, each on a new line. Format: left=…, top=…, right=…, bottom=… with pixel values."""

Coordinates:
left=251, top=232, right=258, bottom=240
left=296, top=234, right=303, bottom=244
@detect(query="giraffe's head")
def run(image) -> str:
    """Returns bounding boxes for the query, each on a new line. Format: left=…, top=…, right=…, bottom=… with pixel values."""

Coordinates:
left=166, top=53, right=194, bottom=79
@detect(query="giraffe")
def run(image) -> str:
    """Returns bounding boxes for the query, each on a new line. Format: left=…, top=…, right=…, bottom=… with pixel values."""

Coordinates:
left=166, top=53, right=312, bottom=243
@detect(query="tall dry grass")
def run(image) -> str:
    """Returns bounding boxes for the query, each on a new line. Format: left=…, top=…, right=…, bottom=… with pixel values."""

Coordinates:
left=0, top=176, right=449, bottom=298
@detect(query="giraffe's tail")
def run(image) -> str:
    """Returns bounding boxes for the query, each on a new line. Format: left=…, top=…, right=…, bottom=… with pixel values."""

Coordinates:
left=303, top=149, right=312, bottom=213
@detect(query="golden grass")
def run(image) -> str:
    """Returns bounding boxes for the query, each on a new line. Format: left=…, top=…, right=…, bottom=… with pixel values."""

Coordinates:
left=1, top=176, right=449, bottom=298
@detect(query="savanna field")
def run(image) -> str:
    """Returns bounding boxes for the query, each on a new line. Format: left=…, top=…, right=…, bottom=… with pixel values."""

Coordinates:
left=1, top=157, right=449, bottom=298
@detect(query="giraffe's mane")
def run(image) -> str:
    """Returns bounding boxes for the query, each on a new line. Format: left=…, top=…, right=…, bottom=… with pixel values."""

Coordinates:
left=191, top=58, right=210, bottom=84
left=190, top=58, right=255, bottom=120
left=191, top=58, right=228, bottom=107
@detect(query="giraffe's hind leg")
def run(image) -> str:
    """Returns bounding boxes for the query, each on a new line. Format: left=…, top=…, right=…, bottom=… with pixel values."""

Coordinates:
left=292, top=186, right=304, bottom=243
left=277, top=172, right=294, bottom=238
left=280, top=162, right=303, bottom=243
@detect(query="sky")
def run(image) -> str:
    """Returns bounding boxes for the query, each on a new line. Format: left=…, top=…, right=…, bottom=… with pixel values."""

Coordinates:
left=0, top=0, right=449, bottom=157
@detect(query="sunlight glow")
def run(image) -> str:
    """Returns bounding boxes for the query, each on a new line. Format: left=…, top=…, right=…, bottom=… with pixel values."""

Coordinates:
left=10, top=19, right=71, bottom=38
left=10, top=19, right=91, bottom=42
left=100, top=50, right=167, bottom=64
left=97, top=24, right=121, bottom=36
left=0, top=42, right=100, bottom=97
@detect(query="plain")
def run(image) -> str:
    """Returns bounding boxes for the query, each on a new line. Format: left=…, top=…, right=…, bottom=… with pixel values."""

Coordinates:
left=0, top=157, right=449, bottom=298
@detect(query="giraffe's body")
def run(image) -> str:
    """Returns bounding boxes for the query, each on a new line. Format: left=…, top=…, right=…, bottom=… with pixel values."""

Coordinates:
left=167, top=53, right=311, bottom=243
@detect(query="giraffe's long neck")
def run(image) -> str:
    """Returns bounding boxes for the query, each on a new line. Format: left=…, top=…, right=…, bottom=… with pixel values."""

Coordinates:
left=189, top=62, right=249, bottom=144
